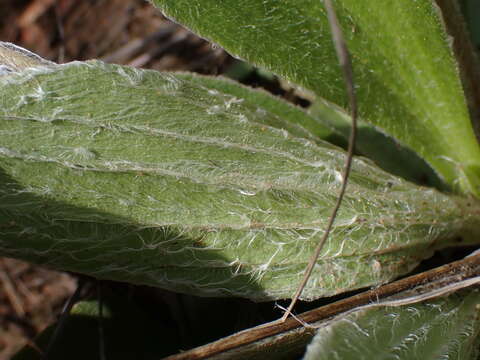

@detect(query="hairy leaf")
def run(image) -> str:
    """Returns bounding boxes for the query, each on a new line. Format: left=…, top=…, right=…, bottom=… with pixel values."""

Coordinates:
left=1, top=61, right=479, bottom=300
left=151, top=0, right=480, bottom=196
left=186, top=74, right=445, bottom=189
left=303, top=289, right=480, bottom=360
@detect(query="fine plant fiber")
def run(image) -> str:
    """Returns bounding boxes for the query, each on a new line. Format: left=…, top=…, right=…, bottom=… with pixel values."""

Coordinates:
left=281, top=0, right=358, bottom=321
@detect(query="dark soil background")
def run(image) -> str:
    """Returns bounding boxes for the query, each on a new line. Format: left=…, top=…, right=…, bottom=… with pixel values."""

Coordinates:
left=1, top=1, right=480, bottom=359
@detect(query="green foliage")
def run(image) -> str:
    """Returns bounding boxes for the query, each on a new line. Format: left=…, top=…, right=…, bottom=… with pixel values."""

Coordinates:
left=304, top=289, right=480, bottom=360
left=3, top=61, right=478, bottom=300
left=2, top=0, right=480, bottom=358
left=189, top=74, right=445, bottom=189
left=152, top=0, right=480, bottom=196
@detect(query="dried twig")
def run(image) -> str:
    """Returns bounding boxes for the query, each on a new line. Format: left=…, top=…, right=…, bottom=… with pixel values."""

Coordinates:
left=97, top=282, right=106, bottom=360
left=162, top=252, right=480, bottom=360
left=53, top=0, right=65, bottom=63
left=0, top=261, right=25, bottom=317
left=18, top=0, right=56, bottom=28
left=42, top=278, right=86, bottom=360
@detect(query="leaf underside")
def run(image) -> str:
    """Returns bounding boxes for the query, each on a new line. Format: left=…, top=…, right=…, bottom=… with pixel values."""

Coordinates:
left=1, top=62, right=479, bottom=301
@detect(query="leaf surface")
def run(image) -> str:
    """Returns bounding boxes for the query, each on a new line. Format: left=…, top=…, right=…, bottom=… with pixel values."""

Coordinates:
left=151, top=0, right=480, bottom=196
left=185, top=74, right=445, bottom=189
left=303, top=289, right=480, bottom=360
left=1, top=61, right=479, bottom=300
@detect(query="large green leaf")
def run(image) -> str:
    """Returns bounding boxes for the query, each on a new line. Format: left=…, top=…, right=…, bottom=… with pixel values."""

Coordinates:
left=1, top=61, right=479, bottom=301
left=185, top=74, right=445, bottom=189
left=303, top=289, right=480, bottom=360
left=151, top=0, right=480, bottom=196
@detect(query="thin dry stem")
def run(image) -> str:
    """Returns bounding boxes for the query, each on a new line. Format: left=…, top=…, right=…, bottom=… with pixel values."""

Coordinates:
left=280, top=0, right=358, bottom=322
